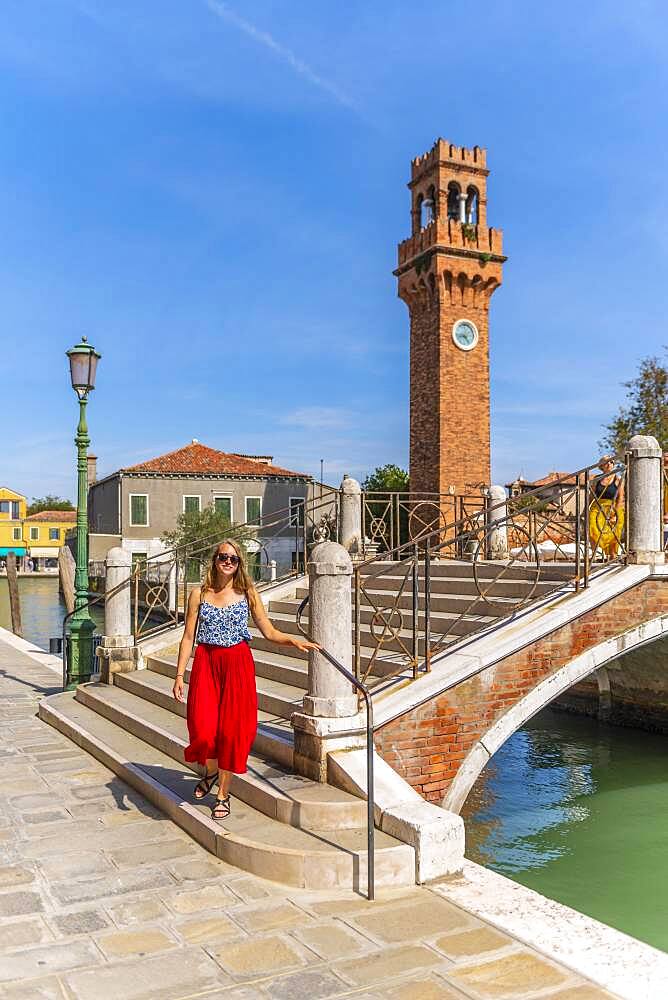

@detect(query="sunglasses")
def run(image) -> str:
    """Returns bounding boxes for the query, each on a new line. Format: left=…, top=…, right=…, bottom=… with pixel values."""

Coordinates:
left=216, top=553, right=239, bottom=566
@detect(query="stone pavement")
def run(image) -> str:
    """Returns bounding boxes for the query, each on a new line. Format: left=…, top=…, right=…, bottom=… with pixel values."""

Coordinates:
left=0, top=637, right=619, bottom=1000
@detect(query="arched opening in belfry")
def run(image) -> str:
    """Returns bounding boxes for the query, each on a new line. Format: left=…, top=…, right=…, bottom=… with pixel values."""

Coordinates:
left=423, top=185, right=436, bottom=227
left=466, top=186, right=479, bottom=225
left=447, top=182, right=461, bottom=221
left=419, top=187, right=435, bottom=229
left=415, top=193, right=424, bottom=232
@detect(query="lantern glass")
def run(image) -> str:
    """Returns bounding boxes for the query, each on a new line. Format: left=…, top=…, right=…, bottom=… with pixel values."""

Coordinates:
left=67, top=338, right=101, bottom=398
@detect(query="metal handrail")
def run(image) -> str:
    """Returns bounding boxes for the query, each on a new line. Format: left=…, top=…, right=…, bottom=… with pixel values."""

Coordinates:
left=61, top=491, right=340, bottom=680
left=296, top=594, right=375, bottom=901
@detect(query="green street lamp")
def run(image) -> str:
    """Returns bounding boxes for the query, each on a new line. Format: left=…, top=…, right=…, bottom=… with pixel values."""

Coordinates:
left=65, top=336, right=101, bottom=689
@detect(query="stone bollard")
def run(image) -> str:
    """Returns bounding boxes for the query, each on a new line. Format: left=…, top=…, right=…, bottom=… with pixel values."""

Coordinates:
left=487, top=485, right=508, bottom=559
left=98, top=547, right=140, bottom=683
left=292, top=541, right=365, bottom=782
left=627, top=435, right=665, bottom=565
left=339, top=475, right=362, bottom=556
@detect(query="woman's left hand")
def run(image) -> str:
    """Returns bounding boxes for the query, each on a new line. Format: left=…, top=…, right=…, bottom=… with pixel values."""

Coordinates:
left=290, top=637, right=321, bottom=652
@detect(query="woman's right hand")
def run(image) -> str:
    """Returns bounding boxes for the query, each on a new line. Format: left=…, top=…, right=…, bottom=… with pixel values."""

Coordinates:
left=173, top=675, right=185, bottom=702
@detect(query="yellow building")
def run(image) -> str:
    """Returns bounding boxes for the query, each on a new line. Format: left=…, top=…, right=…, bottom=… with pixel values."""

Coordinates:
left=23, top=510, right=77, bottom=570
left=0, top=487, right=27, bottom=563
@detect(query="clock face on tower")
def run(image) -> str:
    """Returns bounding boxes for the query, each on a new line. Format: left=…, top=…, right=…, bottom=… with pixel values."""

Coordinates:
left=452, top=319, right=479, bottom=352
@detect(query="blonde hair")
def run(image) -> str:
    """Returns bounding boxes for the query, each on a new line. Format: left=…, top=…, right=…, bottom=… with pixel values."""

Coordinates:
left=201, top=538, right=254, bottom=600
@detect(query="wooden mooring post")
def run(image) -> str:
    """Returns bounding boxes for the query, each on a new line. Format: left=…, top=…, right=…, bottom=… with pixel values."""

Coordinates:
left=58, top=546, right=76, bottom=615
left=6, top=552, right=23, bottom=637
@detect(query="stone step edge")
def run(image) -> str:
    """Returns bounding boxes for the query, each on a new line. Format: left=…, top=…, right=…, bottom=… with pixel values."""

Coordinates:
left=75, top=682, right=365, bottom=832
left=38, top=694, right=413, bottom=890
left=116, top=667, right=300, bottom=731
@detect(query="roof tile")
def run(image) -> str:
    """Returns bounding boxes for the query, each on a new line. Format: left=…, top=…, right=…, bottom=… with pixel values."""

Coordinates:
left=121, top=442, right=308, bottom=479
left=25, top=510, right=77, bottom=522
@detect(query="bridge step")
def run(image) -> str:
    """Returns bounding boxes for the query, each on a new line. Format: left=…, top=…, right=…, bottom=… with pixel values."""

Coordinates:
left=265, top=609, right=494, bottom=648
left=80, top=680, right=367, bottom=831
left=39, top=691, right=413, bottom=890
left=293, top=586, right=541, bottom=616
left=118, top=667, right=297, bottom=766
left=340, top=574, right=566, bottom=598
left=357, top=559, right=575, bottom=583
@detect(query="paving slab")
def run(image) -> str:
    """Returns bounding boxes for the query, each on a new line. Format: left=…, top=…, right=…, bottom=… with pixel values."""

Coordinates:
left=63, top=946, right=230, bottom=999
left=444, top=950, right=572, bottom=998
left=383, top=980, right=464, bottom=1000
left=95, top=927, right=178, bottom=958
left=332, top=943, right=447, bottom=987
left=209, top=932, right=312, bottom=979
left=0, top=917, right=53, bottom=948
left=0, top=940, right=101, bottom=983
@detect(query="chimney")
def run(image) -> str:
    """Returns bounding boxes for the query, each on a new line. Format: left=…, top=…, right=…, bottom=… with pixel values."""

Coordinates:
left=87, top=455, right=98, bottom=486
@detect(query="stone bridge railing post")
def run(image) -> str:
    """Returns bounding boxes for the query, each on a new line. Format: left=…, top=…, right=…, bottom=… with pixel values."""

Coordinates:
left=627, top=435, right=665, bottom=565
left=339, top=475, right=362, bottom=556
left=487, top=484, right=508, bottom=559
left=98, top=547, right=139, bottom=683
left=292, top=541, right=364, bottom=781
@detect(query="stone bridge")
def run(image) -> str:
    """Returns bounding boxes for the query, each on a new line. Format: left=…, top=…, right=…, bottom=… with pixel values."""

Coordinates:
left=372, top=563, right=668, bottom=811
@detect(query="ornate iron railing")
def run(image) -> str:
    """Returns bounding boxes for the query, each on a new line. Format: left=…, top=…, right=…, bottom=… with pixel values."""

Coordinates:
left=353, top=461, right=627, bottom=689
left=361, top=490, right=486, bottom=555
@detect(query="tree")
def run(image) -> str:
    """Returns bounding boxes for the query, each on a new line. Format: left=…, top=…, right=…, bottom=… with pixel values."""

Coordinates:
left=362, top=464, right=409, bottom=493
left=161, top=505, right=256, bottom=581
left=600, top=353, right=668, bottom=455
left=27, top=495, right=74, bottom=515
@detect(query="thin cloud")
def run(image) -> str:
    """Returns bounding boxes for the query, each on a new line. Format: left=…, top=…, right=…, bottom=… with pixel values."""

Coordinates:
left=280, top=407, right=352, bottom=430
left=204, top=1, right=356, bottom=110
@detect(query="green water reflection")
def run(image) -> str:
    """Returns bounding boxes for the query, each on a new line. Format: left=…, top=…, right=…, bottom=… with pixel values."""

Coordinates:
left=463, top=709, right=668, bottom=952
left=0, top=576, right=104, bottom=651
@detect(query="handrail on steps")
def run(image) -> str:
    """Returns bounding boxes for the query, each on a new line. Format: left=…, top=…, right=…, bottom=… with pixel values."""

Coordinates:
left=296, top=593, right=375, bottom=901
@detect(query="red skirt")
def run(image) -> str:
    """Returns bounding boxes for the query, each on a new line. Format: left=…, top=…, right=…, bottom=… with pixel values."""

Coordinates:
left=184, top=641, right=258, bottom=774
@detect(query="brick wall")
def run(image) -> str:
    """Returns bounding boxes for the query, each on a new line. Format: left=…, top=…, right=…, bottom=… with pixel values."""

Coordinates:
left=374, top=580, right=668, bottom=804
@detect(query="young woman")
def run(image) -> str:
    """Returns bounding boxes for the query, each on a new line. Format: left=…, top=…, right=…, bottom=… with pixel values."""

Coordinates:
left=172, top=538, right=317, bottom=822
left=589, top=455, right=625, bottom=560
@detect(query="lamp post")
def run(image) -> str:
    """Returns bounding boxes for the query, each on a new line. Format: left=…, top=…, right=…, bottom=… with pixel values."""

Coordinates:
left=65, top=336, right=101, bottom=689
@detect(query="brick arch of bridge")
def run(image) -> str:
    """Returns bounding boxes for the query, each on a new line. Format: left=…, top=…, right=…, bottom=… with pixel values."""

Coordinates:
left=372, top=578, right=668, bottom=811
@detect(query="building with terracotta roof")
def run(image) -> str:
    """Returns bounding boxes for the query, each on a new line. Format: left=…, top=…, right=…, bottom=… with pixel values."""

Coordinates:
left=87, top=440, right=313, bottom=572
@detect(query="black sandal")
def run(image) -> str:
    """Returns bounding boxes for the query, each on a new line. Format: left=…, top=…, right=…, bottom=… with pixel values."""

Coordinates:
left=193, top=771, right=218, bottom=800
left=211, top=795, right=230, bottom=822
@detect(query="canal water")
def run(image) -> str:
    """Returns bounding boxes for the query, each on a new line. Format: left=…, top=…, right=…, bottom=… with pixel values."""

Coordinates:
left=463, top=708, right=668, bottom=953
left=0, top=576, right=103, bottom=652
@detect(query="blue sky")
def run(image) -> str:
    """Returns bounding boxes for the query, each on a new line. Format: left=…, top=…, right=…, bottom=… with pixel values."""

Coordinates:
left=3, top=0, right=668, bottom=502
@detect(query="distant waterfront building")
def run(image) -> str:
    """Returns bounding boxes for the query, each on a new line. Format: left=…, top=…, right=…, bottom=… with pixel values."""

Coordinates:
left=506, top=472, right=579, bottom=518
left=86, top=440, right=312, bottom=575
left=23, top=510, right=77, bottom=571
left=0, top=487, right=27, bottom=564
left=0, top=488, right=76, bottom=571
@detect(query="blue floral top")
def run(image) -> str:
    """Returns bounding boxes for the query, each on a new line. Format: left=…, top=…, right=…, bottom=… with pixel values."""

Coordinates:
left=196, top=597, right=252, bottom=647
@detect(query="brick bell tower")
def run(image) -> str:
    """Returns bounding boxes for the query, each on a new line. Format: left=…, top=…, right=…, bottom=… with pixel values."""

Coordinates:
left=394, top=138, right=506, bottom=496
